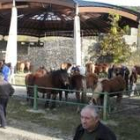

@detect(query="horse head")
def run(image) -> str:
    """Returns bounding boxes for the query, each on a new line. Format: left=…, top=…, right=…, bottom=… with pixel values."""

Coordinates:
left=52, top=69, right=70, bottom=88
left=86, top=73, right=98, bottom=89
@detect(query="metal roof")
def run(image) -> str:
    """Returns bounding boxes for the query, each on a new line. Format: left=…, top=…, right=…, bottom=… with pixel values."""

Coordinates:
left=0, top=0, right=139, bottom=37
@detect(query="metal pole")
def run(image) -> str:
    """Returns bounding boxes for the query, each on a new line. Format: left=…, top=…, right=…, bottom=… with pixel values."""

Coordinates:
left=103, top=93, right=108, bottom=121
left=33, top=85, right=38, bottom=110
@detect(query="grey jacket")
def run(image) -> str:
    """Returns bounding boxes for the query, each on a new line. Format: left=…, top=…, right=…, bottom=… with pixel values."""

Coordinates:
left=0, top=80, right=15, bottom=99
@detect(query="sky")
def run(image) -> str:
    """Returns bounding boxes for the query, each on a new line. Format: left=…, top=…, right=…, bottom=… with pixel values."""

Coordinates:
left=83, top=0, right=140, bottom=6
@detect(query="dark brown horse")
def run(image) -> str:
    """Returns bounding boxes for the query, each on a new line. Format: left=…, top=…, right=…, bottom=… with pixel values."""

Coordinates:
left=69, top=74, right=86, bottom=103
left=90, top=75, right=126, bottom=105
left=25, top=69, right=69, bottom=109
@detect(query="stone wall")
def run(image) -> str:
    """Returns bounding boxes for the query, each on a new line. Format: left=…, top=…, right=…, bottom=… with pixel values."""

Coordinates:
left=18, top=37, right=75, bottom=70
left=17, top=36, right=98, bottom=70
left=0, top=29, right=137, bottom=71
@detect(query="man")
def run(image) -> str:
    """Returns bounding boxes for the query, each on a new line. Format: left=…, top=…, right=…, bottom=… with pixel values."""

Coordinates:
left=0, top=61, right=11, bottom=82
left=0, top=74, right=15, bottom=128
left=73, top=105, right=116, bottom=140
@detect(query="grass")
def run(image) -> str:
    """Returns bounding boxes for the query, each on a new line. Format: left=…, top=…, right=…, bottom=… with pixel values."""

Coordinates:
left=7, top=96, right=140, bottom=140
left=8, top=74, right=140, bottom=139
left=7, top=97, right=80, bottom=138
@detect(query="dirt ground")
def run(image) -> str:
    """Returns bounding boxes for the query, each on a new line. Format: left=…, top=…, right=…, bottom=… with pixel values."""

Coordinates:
left=1, top=86, right=140, bottom=140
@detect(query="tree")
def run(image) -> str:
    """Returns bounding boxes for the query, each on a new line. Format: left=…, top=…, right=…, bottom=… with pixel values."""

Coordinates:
left=98, top=14, right=131, bottom=63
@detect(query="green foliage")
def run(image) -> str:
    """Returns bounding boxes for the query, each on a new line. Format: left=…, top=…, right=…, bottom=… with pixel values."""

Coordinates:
left=126, top=50, right=140, bottom=65
left=99, top=14, right=131, bottom=63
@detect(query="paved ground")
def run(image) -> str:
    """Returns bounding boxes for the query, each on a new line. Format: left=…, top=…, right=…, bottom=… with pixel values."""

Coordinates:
left=0, top=125, right=63, bottom=140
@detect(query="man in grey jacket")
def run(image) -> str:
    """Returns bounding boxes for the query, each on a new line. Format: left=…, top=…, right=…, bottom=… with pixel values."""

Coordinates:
left=0, top=74, right=15, bottom=128
left=73, top=105, right=116, bottom=140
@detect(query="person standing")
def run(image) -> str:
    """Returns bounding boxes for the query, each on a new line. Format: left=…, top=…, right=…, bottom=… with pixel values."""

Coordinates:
left=73, top=105, right=116, bottom=140
left=0, top=61, right=11, bottom=82
left=0, top=74, right=15, bottom=128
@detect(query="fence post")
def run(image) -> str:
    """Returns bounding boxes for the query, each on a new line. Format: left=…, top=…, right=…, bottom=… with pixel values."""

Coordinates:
left=103, top=92, right=108, bottom=121
left=33, top=85, right=38, bottom=110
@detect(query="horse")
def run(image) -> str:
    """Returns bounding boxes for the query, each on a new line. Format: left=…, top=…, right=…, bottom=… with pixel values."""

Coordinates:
left=25, top=73, right=35, bottom=102
left=85, top=62, right=109, bottom=76
left=94, top=63, right=109, bottom=75
left=85, top=62, right=95, bottom=74
left=16, top=61, right=25, bottom=73
left=86, top=73, right=98, bottom=90
left=60, top=62, right=72, bottom=70
left=133, top=65, right=140, bottom=75
left=90, top=75, right=126, bottom=106
left=69, top=74, right=86, bottom=103
left=108, top=65, right=130, bottom=90
left=68, top=73, right=98, bottom=103
left=16, top=61, right=32, bottom=73
left=25, top=69, right=69, bottom=109
left=24, top=61, right=32, bottom=73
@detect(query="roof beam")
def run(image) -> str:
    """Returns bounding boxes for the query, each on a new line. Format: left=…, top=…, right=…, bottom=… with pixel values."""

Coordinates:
left=0, top=0, right=75, bottom=9
left=79, top=7, right=139, bottom=22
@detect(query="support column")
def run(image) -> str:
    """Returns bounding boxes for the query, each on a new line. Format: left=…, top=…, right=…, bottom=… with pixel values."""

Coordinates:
left=5, top=0, right=17, bottom=84
left=137, top=20, right=140, bottom=49
left=5, top=0, right=17, bottom=67
left=74, top=4, right=81, bottom=66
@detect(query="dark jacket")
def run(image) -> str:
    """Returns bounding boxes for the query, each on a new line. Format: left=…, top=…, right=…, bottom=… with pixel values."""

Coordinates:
left=73, top=122, right=117, bottom=140
left=0, top=80, right=15, bottom=99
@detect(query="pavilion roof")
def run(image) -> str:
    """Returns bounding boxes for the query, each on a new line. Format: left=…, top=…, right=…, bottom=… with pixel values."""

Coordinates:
left=0, top=0, right=139, bottom=37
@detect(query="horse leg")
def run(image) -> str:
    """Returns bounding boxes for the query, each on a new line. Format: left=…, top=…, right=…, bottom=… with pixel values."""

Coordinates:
left=76, top=91, right=80, bottom=103
left=115, top=93, right=123, bottom=110
left=59, top=91, right=63, bottom=101
left=45, top=93, right=51, bottom=108
left=76, top=91, right=82, bottom=113
left=42, top=93, right=45, bottom=98
left=65, top=91, right=68, bottom=101
left=116, top=93, right=122, bottom=103
left=50, top=94, right=57, bottom=109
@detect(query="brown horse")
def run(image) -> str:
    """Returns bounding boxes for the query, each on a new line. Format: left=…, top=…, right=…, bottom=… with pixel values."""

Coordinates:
left=68, top=73, right=98, bottom=103
left=24, top=61, right=32, bottom=73
left=60, top=62, right=72, bottom=70
left=16, top=61, right=32, bottom=73
left=134, top=65, right=140, bottom=75
left=69, top=74, right=86, bottom=103
left=85, top=62, right=95, bottom=74
left=25, top=69, right=69, bottom=109
left=25, top=66, right=49, bottom=99
left=90, top=75, right=126, bottom=105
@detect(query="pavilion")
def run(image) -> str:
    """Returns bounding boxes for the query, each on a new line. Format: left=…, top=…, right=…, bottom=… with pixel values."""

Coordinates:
left=0, top=0, right=140, bottom=66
